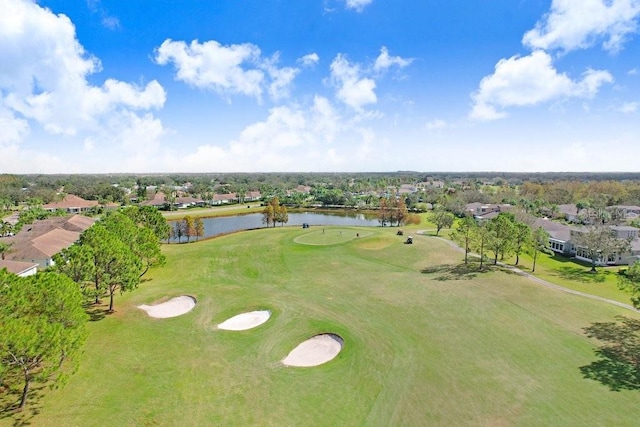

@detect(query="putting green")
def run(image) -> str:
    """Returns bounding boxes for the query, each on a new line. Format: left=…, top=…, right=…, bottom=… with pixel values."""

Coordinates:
left=293, top=227, right=374, bottom=245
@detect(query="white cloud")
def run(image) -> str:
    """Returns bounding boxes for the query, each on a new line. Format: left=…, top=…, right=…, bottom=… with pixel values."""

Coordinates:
left=0, top=107, right=29, bottom=146
left=263, top=53, right=299, bottom=101
left=177, top=96, right=379, bottom=172
left=345, top=0, right=373, bottom=12
left=298, top=53, right=320, bottom=67
left=470, top=51, right=613, bottom=120
left=523, top=0, right=640, bottom=53
left=328, top=47, right=411, bottom=111
left=373, top=46, right=413, bottom=72
left=425, top=119, right=448, bottom=130
left=618, top=101, right=639, bottom=112
left=330, top=54, right=377, bottom=111
left=155, top=39, right=265, bottom=99
left=86, top=0, right=120, bottom=30
left=0, top=0, right=166, bottom=143
left=155, top=39, right=302, bottom=102
left=0, top=141, right=67, bottom=174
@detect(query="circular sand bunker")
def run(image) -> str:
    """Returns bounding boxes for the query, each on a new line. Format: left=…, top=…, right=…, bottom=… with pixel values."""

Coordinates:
left=218, top=310, right=271, bottom=331
left=138, top=295, right=196, bottom=318
left=282, top=333, right=344, bottom=367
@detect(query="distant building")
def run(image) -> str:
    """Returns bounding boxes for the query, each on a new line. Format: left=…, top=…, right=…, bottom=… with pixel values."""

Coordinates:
left=465, top=203, right=513, bottom=222
left=43, top=194, right=99, bottom=213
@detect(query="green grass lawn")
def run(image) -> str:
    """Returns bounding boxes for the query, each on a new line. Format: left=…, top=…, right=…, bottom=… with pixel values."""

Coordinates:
left=162, top=204, right=264, bottom=220
left=5, top=226, right=640, bottom=426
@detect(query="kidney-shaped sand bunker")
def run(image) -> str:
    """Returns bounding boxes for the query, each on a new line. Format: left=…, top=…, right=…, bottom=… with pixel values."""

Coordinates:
left=217, top=310, right=271, bottom=331
left=138, top=295, right=196, bottom=318
left=282, top=333, right=344, bottom=367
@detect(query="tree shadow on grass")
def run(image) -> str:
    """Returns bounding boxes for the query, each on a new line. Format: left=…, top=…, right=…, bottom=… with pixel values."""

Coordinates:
left=0, top=381, right=47, bottom=426
left=556, top=265, right=608, bottom=284
left=84, top=303, right=107, bottom=322
left=421, top=260, right=492, bottom=281
left=580, top=316, right=640, bottom=391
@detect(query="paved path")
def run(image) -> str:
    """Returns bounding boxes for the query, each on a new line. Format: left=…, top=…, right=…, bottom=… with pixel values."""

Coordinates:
left=416, top=230, right=640, bottom=314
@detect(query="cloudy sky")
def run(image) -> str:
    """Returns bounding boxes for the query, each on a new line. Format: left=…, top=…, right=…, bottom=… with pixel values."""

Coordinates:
left=1, top=0, right=640, bottom=173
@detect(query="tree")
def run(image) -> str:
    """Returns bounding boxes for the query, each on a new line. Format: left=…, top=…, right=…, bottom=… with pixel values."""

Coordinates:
left=121, top=205, right=170, bottom=241
left=572, top=225, right=625, bottom=273
left=619, top=261, right=640, bottom=308
left=133, top=227, right=166, bottom=277
left=53, top=244, right=95, bottom=294
left=263, top=198, right=283, bottom=228
left=274, top=204, right=288, bottom=227
left=100, top=212, right=165, bottom=278
left=0, top=270, right=87, bottom=410
left=0, top=241, right=11, bottom=260
left=174, top=221, right=184, bottom=243
left=183, top=216, right=196, bottom=242
left=530, top=227, right=550, bottom=273
left=194, top=217, right=205, bottom=241
left=377, top=197, right=390, bottom=226
left=451, top=216, right=476, bottom=265
left=391, top=195, right=409, bottom=226
left=512, top=222, right=531, bottom=266
left=486, top=213, right=516, bottom=265
left=429, top=207, right=455, bottom=236
left=471, top=222, right=491, bottom=271
left=78, top=224, right=142, bottom=312
left=0, top=220, right=13, bottom=237
left=262, top=204, right=275, bottom=227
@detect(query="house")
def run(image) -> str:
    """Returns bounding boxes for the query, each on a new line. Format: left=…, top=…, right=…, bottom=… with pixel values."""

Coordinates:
left=244, top=191, right=262, bottom=202
left=608, top=205, right=640, bottom=220
left=0, top=260, right=38, bottom=277
left=3, top=215, right=95, bottom=268
left=398, top=184, right=417, bottom=194
left=43, top=194, right=99, bottom=213
left=532, top=218, right=572, bottom=255
left=175, top=196, right=205, bottom=209
left=212, top=193, right=237, bottom=205
left=140, top=192, right=167, bottom=209
left=568, top=225, right=640, bottom=266
left=294, top=185, right=312, bottom=194
left=417, top=180, right=444, bottom=189
left=465, top=203, right=512, bottom=222
left=557, top=204, right=579, bottom=222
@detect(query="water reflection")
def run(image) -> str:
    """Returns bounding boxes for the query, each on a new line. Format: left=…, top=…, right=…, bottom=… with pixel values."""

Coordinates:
left=168, top=212, right=378, bottom=242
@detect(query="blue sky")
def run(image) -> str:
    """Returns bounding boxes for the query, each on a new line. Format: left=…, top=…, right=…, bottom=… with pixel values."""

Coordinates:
left=1, top=0, right=640, bottom=173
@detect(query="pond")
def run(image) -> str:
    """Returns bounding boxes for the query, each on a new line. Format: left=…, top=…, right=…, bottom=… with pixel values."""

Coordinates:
left=168, top=211, right=379, bottom=242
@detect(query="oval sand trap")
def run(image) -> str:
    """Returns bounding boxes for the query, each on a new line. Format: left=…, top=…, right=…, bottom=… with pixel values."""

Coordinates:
left=218, top=310, right=271, bottom=331
left=138, top=295, right=196, bottom=318
left=282, top=333, right=344, bottom=367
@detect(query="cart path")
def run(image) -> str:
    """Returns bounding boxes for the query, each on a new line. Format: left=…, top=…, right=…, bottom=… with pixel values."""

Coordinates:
left=416, top=230, right=640, bottom=314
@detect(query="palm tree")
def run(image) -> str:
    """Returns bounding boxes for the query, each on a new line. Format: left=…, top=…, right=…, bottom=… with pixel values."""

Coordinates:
left=0, top=241, right=11, bottom=260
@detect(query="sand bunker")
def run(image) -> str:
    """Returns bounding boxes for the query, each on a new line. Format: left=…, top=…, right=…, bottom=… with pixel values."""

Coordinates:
left=282, top=333, right=344, bottom=367
left=218, top=310, right=271, bottom=331
left=138, top=295, right=196, bottom=318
